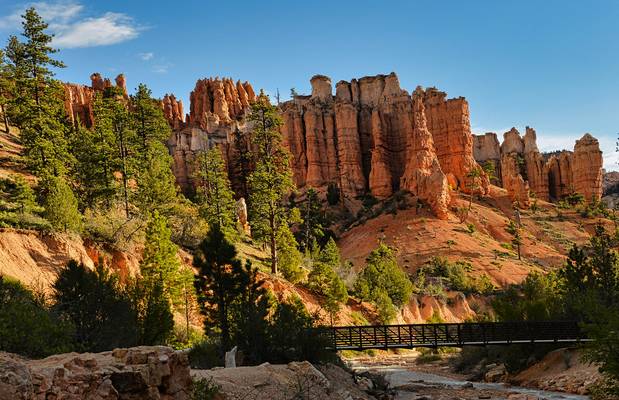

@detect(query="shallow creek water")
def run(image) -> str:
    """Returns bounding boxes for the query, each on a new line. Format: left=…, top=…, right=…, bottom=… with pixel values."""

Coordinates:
left=348, top=362, right=590, bottom=400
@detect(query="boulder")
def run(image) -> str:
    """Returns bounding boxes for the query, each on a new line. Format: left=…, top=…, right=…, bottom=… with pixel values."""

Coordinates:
left=484, top=363, right=508, bottom=382
left=0, top=346, right=191, bottom=400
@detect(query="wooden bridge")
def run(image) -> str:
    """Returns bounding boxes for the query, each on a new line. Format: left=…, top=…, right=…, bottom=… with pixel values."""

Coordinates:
left=317, top=321, right=590, bottom=351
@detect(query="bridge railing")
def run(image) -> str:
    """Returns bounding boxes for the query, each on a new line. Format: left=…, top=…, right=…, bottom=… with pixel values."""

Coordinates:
left=315, top=321, right=589, bottom=351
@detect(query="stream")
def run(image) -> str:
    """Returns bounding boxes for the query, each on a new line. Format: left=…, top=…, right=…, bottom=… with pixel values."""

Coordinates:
left=348, top=362, right=590, bottom=400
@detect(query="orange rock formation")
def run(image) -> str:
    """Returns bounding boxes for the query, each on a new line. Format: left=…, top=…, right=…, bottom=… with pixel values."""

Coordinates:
left=473, top=128, right=603, bottom=203
left=166, top=77, right=256, bottom=194
left=279, top=73, right=486, bottom=218
left=63, top=73, right=127, bottom=128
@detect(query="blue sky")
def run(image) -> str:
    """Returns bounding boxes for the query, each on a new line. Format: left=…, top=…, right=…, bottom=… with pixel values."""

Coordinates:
left=1, top=0, right=618, bottom=169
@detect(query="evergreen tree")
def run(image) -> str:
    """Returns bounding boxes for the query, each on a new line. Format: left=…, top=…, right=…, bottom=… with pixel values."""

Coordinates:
left=231, top=127, right=252, bottom=199
left=299, top=188, right=325, bottom=252
left=134, top=148, right=178, bottom=216
left=130, top=84, right=178, bottom=216
left=0, top=49, right=11, bottom=131
left=248, top=92, right=296, bottom=274
left=72, top=94, right=118, bottom=208
left=106, top=87, right=135, bottom=218
left=307, top=261, right=348, bottom=323
left=4, top=8, right=72, bottom=178
left=42, top=176, right=82, bottom=232
left=193, top=226, right=248, bottom=351
left=141, top=211, right=183, bottom=304
left=465, top=166, right=482, bottom=208
left=268, top=295, right=329, bottom=363
left=354, top=243, right=413, bottom=308
left=53, top=261, right=137, bottom=351
left=194, top=147, right=237, bottom=236
left=128, top=278, right=174, bottom=345
left=131, top=83, right=171, bottom=158
left=0, top=276, right=73, bottom=358
left=506, top=220, right=522, bottom=260
left=10, top=175, right=37, bottom=213
left=276, top=224, right=304, bottom=283
left=230, top=262, right=273, bottom=364
left=318, top=237, right=341, bottom=268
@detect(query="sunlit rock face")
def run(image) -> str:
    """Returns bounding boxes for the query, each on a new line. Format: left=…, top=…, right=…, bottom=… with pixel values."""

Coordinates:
left=164, top=77, right=256, bottom=195
left=473, top=127, right=604, bottom=204
left=278, top=73, right=494, bottom=218
left=63, top=73, right=128, bottom=129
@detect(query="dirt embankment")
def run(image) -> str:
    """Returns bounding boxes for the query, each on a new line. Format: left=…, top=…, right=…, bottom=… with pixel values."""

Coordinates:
left=339, top=187, right=608, bottom=289
left=0, top=228, right=142, bottom=290
left=511, top=348, right=601, bottom=395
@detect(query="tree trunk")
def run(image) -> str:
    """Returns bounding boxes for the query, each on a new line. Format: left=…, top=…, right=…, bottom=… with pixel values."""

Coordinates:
left=270, top=232, right=277, bottom=275
left=270, top=214, right=277, bottom=274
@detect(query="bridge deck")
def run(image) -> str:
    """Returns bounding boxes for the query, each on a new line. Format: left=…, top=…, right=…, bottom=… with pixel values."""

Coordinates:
left=318, top=321, right=590, bottom=351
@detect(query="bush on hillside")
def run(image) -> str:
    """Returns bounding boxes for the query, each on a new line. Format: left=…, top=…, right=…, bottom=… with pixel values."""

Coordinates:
left=0, top=276, right=73, bottom=358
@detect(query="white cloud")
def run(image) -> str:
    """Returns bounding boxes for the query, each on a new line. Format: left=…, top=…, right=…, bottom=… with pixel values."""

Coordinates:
left=0, top=1, right=83, bottom=29
left=53, top=12, right=141, bottom=48
left=152, top=63, right=170, bottom=74
left=0, top=2, right=141, bottom=48
left=138, top=52, right=154, bottom=61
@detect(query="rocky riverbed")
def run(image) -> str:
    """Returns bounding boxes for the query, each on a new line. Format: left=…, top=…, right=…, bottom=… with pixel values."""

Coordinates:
left=346, top=352, right=594, bottom=400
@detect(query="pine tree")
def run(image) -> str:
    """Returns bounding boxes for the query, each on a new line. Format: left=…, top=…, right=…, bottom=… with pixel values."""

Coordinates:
left=248, top=92, right=296, bottom=274
left=106, top=87, right=135, bottom=218
left=72, top=93, right=118, bottom=208
left=131, top=84, right=171, bottom=158
left=128, top=278, right=174, bottom=345
left=465, top=166, right=482, bottom=209
left=0, top=49, right=11, bottom=131
left=135, top=147, right=178, bottom=216
left=318, top=237, right=341, bottom=268
left=194, top=146, right=237, bottom=236
left=276, top=224, right=304, bottom=283
left=141, top=211, right=183, bottom=304
left=230, top=261, right=273, bottom=364
left=130, top=84, right=178, bottom=216
left=231, top=128, right=252, bottom=199
left=354, top=243, right=413, bottom=308
left=193, top=225, right=248, bottom=351
left=299, top=188, right=325, bottom=252
left=307, top=261, right=348, bottom=323
left=11, top=175, right=37, bottom=214
left=53, top=261, right=137, bottom=352
left=4, top=8, right=72, bottom=178
left=42, top=176, right=82, bottom=232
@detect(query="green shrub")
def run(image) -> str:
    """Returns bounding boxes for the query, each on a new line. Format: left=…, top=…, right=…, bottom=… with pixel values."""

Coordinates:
left=42, top=176, right=82, bottom=233
left=83, top=207, right=144, bottom=250
left=277, top=225, right=305, bottom=284
left=188, top=337, right=224, bottom=369
left=417, top=257, right=487, bottom=295
left=267, top=295, right=335, bottom=364
left=307, top=261, right=348, bottom=321
left=53, top=261, right=139, bottom=352
left=192, top=377, right=221, bottom=400
left=374, top=289, right=397, bottom=324
left=326, top=182, right=340, bottom=205
left=168, top=325, right=204, bottom=350
left=354, top=243, right=413, bottom=308
left=0, top=276, right=73, bottom=358
left=349, top=311, right=369, bottom=326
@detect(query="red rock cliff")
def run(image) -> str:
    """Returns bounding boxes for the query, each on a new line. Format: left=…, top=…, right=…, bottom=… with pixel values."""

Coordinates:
left=473, top=128, right=603, bottom=203
left=166, top=77, right=256, bottom=195
left=63, top=73, right=127, bottom=128
left=279, top=73, right=483, bottom=217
